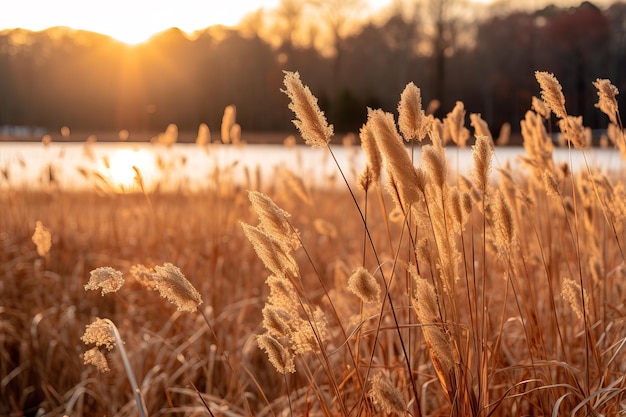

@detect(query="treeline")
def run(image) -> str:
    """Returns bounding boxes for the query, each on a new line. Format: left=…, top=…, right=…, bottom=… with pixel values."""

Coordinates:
left=0, top=1, right=625, bottom=138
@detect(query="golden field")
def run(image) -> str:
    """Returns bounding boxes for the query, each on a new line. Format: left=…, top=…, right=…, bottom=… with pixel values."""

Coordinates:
left=1, top=72, right=625, bottom=416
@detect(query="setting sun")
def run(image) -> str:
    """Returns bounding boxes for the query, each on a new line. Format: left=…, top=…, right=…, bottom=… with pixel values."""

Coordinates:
left=1, top=0, right=283, bottom=45
left=0, top=0, right=401, bottom=45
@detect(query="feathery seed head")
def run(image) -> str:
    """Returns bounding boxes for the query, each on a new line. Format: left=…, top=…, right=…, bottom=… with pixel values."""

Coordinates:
left=221, top=105, right=236, bottom=144
left=422, top=322, right=455, bottom=374
left=470, top=113, right=493, bottom=142
left=493, top=190, right=515, bottom=250
left=85, top=267, right=124, bottom=295
left=248, top=191, right=299, bottom=249
left=358, top=165, right=374, bottom=192
left=542, top=171, right=561, bottom=198
left=398, top=82, right=429, bottom=142
left=558, top=115, right=587, bottom=149
left=496, top=122, right=511, bottom=146
left=262, top=305, right=293, bottom=338
left=291, top=310, right=328, bottom=354
left=313, top=218, right=338, bottom=239
left=266, top=275, right=299, bottom=312
left=561, top=277, right=590, bottom=321
left=83, top=347, right=110, bottom=373
left=282, top=71, right=333, bottom=148
left=445, top=101, right=469, bottom=147
left=152, top=263, right=203, bottom=313
left=196, top=122, right=211, bottom=146
left=531, top=96, right=551, bottom=119
left=462, top=191, right=474, bottom=217
left=129, top=264, right=157, bottom=290
left=471, top=135, right=493, bottom=192
left=410, top=267, right=440, bottom=324
left=256, top=333, right=295, bottom=374
left=81, top=318, right=115, bottom=350
left=242, top=223, right=292, bottom=277
left=368, top=108, right=421, bottom=209
left=359, top=122, right=382, bottom=182
left=593, top=78, right=619, bottom=125
left=410, top=270, right=455, bottom=375
left=535, top=71, right=567, bottom=119
left=447, top=186, right=464, bottom=229
left=368, top=372, right=407, bottom=415
left=347, top=266, right=381, bottom=303
left=421, top=145, right=447, bottom=190
left=313, top=219, right=338, bottom=239
left=281, top=168, right=313, bottom=206
left=32, top=220, right=52, bottom=257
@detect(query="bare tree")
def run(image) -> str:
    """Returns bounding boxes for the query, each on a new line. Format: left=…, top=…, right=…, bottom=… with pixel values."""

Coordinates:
left=424, top=0, right=469, bottom=109
left=275, top=0, right=305, bottom=52
left=307, top=0, right=365, bottom=77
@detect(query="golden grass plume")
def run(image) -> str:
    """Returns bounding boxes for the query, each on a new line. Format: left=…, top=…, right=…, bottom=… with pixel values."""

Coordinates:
left=32, top=220, right=52, bottom=256
left=347, top=266, right=381, bottom=303
left=535, top=71, right=567, bottom=119
left=282, top=71, right=333, bottom=148
left=84, top=267, right=124, bottom=295
left=152, top=263, right=203, bottom=313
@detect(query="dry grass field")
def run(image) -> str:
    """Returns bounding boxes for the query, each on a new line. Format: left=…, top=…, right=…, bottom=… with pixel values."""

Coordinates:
left=1, top=71, right=625, bottom=416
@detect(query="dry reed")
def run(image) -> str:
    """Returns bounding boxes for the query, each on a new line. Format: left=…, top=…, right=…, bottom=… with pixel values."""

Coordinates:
left=31, top=220, right=51, bottom=256
left=282, top=71, right=333, bottom=148
left=5, top=70, right=626, bottom=417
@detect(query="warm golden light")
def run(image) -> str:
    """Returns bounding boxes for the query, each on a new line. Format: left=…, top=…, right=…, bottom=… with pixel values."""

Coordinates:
left=0, top=0, right=286, bottom=45
left=105, top=148, right=154, bottom=191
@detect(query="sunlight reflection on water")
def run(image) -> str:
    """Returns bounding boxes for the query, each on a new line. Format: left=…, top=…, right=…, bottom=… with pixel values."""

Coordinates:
left=0, top=142, right=624, bottom=192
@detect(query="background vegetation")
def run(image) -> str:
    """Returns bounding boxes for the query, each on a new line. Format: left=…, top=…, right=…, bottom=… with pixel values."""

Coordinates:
left=1, top=0, right=626, bottom=136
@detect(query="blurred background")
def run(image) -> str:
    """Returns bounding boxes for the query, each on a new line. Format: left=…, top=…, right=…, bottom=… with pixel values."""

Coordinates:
left=1, top=0, right=625, bottom=142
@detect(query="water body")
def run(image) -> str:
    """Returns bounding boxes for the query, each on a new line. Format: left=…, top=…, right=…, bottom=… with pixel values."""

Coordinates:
left=0, top=141, right=624, bottom=192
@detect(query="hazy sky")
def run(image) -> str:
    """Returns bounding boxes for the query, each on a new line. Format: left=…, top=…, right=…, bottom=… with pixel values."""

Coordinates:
left=1, top=0, right=393, bottom=45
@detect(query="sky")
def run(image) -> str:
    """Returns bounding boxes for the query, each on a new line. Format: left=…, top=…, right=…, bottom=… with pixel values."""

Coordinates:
left=1, top=0, right=393, bottom=45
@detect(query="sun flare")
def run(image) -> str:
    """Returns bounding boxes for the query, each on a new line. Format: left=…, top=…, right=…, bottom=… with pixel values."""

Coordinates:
left=105, top=148, right=154, bottom=190
left=0, top=0, right=284, bottom=46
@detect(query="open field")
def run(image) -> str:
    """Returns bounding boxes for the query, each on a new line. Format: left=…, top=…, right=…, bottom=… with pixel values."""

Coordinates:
left=1, top=72, right=626, bottom=416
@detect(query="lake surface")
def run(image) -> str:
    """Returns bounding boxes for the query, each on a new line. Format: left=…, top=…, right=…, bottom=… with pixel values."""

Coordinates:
left=0, top=141, right=624, bottom=192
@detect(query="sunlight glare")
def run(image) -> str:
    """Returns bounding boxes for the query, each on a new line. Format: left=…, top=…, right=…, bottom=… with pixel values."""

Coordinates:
left=106, top=148, right=154, bottom=191
left=1, top=0, right=283, bottom=46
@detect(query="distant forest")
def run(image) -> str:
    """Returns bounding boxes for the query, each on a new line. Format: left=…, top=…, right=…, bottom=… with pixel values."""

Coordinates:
left=1, top=0, right=625, bottom=139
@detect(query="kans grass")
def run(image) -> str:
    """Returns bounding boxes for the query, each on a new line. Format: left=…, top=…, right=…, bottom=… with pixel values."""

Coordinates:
left=1, top=71, right=626, bottom=416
